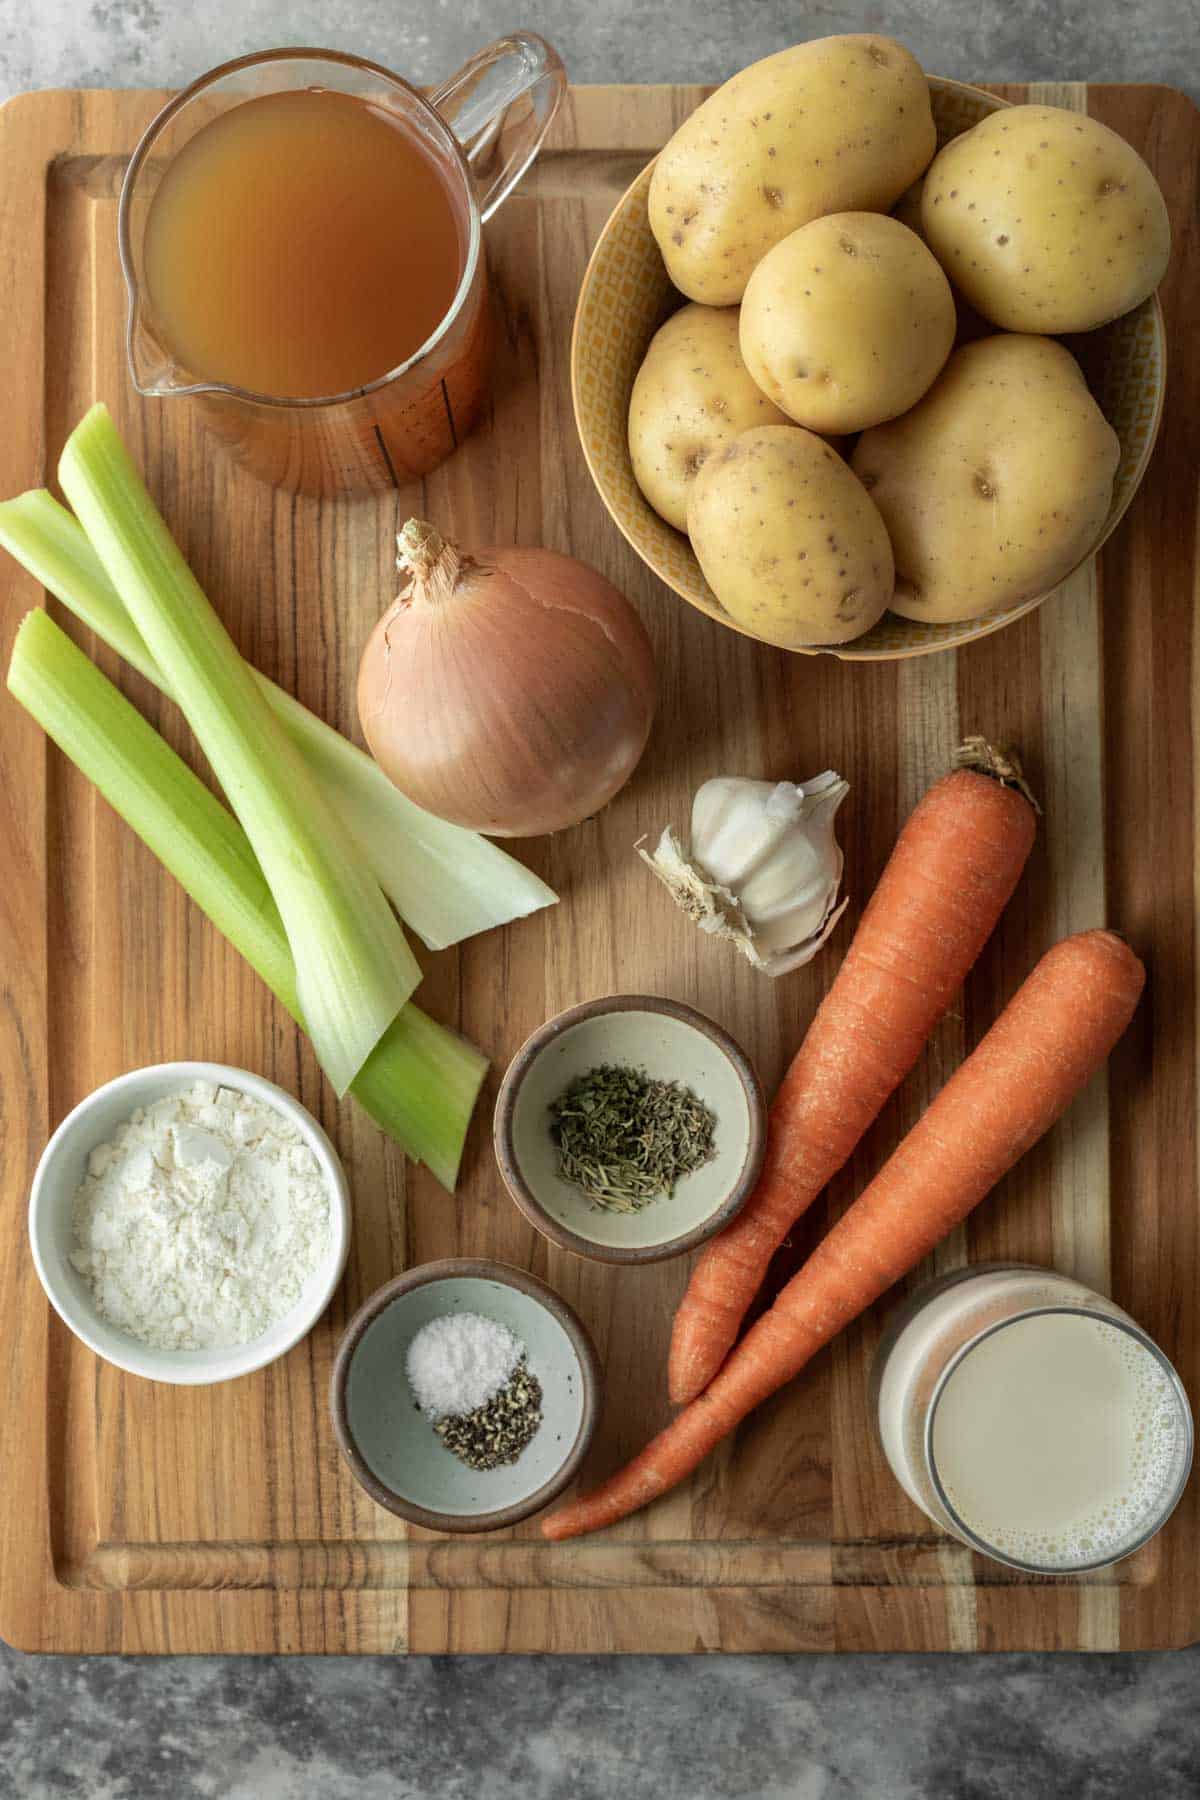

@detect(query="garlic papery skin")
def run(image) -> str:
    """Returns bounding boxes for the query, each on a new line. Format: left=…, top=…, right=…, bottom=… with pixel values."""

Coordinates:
left=639, top=772, right=849, bottom=976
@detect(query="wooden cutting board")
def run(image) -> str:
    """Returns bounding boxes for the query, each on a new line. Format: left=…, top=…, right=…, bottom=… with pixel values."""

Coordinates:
left=0, top=80, right=1197, bottom=1655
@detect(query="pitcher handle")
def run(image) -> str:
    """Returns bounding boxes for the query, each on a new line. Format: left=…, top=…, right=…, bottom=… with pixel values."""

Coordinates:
left=429, top=31, right=567, bottom=224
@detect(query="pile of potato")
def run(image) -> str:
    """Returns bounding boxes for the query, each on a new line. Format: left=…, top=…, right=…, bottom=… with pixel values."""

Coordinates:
left=628, top=34, right=1170, bottom=647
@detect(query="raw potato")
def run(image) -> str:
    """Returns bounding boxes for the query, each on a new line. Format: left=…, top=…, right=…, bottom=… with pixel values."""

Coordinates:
left=892, top=181, right=995, bottom=347
left=739, top=213, right=956, bottom=434
left=921, top=104, right=1171, bottom=332
left=649, top=35, right=936, bottom=305
left=891, top=179, right=927, bottom=241
left=852, top=335, right=1120, bottom=624
left=687, top=425, right=894, bottom=648
left=628, top=304, right=790, bottom=531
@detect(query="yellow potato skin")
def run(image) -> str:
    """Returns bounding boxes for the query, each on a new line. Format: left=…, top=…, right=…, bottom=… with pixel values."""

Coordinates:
left=851, top=335, right=1119, bottom=624
left=628, top=304, right=790, bottom=531
left=891, top=178, right=927, bottom=240
left=649, top=35, right=936, bottom=305
left=921, top=104, right=1170, bottom=332
left=687, top=425, right=894, bottom=647
left=739, top=213, right=956, bottom=433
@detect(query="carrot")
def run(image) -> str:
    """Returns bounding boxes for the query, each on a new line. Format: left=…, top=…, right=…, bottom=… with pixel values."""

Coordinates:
left=543, top=930, right=1145, bottom=1542
left=669, top=747, right=1038, bottom=1406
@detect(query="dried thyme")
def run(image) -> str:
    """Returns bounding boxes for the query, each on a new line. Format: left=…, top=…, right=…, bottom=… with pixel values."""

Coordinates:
left=549, top=1062, right=718, bottom=1213
left=434, top=1360, right=543, bottom=1471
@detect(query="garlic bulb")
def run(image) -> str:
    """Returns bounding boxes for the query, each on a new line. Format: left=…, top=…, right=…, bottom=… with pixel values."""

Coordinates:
left=639, top=773, right=849, bottom=976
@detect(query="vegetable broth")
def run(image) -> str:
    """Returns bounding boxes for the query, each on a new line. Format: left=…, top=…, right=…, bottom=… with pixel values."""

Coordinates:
left=142, top=88, right=467, bottom=399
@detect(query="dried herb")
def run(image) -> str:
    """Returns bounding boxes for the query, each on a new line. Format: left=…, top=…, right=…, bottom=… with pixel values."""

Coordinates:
left=435, top=1361, right=543, bottom=1471
left=550, top=1062, right=718, bottom=1213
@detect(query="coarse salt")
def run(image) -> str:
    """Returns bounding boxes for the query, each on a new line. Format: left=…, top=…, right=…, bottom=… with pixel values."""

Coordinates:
left=406, top=1312, right=523, bottom=1419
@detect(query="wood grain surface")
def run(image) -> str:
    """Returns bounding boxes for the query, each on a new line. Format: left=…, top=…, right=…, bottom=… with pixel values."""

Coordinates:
left=0, top=80, right=1197, bottom=1654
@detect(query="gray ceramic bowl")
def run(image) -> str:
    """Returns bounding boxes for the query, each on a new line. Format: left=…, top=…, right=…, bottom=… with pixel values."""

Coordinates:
left=330, top=1259, right=601, bottom=1532
left=494, top=995, right=767, bottom=1264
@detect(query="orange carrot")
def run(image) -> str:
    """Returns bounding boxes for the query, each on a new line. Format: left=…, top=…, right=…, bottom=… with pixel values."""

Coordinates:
left=669, top=753, right=1038, bottom=1406
left=544, top=930, right=1145, bottom=1542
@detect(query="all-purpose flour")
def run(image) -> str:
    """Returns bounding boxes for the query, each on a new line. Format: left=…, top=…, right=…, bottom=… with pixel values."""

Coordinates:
left=70, top=1080, right=331, bottom=1350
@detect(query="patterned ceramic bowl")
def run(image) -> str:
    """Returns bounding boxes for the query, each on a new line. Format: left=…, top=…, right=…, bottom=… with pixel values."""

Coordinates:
left=571, top=76, right=1166, bottom=660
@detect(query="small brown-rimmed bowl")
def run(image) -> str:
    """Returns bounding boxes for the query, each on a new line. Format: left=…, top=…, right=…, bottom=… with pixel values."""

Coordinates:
left=494, top=995, right=767, bottom=1265
left=330, top=1258, right=601, bottom=1533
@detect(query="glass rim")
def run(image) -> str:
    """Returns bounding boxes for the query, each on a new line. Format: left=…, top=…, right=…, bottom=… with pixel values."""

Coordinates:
left=924, top=1303, right=1195, bottom=1577
left=117, top=46, right=484, bottom=412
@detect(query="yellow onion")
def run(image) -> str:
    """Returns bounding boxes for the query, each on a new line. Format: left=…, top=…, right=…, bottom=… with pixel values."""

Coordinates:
left=357, top=520, right=657, bottom=837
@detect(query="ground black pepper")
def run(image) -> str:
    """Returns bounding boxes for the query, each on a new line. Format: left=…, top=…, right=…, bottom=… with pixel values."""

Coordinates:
left=434, top=1360, right=544, bottom=1471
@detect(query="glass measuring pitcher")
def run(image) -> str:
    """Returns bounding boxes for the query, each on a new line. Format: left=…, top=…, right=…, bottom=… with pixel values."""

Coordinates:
left=118, top=39, right=566, bottom=495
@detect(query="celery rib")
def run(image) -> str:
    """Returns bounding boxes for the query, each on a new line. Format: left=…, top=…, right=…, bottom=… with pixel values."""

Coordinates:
left=0, top=489, right=557, bottom=952
left=59, top=405, right=417, bottom=1096
left=7, top=609, right=485, bottom=1191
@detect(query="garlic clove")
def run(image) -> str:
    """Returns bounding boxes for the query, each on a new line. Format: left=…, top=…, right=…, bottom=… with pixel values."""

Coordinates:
left=690, top=778, right=799, bottom=890
left=732, top=775, right=847, bottom=955
left=639, top=770, right=849, bottom=977
left=750, top=889, right=849, bottom=975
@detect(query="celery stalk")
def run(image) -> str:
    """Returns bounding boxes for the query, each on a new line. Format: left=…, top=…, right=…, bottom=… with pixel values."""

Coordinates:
left=0, top=493, right=162, bottom=686
left=59, top=404, right=418, bottom=1096
left=0, top=490, right=557, bottom=952
left=7, top=609, right=485, bottom=1191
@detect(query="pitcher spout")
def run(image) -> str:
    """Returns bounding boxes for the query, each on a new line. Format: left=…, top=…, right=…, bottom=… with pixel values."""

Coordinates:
left=125, top=299, right=188, bottom=397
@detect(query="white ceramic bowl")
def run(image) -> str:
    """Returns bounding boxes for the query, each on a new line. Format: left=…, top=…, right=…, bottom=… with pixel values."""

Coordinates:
left=28, top=1060, right=351, bottom=1385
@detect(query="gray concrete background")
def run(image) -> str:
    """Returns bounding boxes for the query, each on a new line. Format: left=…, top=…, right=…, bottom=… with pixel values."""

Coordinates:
left=1, top=4, right=1198, bottom=1797
left=2, top=0, right=1199, bottom=99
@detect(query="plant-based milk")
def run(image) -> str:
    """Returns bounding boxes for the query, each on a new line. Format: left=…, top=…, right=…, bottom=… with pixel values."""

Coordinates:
left=874, top=1267, right=1192, bottom=1571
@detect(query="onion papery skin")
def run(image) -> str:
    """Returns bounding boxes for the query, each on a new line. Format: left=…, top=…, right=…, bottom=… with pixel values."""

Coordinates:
left=358, top=537, right=657, bottom=838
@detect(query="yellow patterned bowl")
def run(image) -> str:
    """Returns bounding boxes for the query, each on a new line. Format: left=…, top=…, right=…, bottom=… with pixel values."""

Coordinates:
left=571, top=76, right=1165, bottom=660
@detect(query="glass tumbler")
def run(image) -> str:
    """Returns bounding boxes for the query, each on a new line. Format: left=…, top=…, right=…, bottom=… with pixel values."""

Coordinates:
left=871, top=1263, right=1193, bottom=1575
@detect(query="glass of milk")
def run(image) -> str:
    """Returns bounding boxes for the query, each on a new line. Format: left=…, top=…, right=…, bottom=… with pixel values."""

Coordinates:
left=871, top=1264, right=1193, bottom=1573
